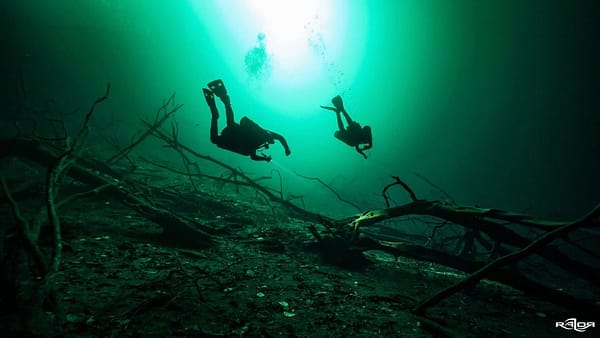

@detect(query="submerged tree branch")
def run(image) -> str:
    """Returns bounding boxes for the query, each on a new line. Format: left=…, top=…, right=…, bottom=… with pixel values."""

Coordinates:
left=294, top=171, right=362, bottom=212
left=382, top=176, right=418, bottom=207
left=107, top=92, right=182, bottom=164
left=413, top=204, right=600, bottom=314
left=0, top=176, right=48, bottom=275
left=45, top=83, right=110, bottom=274
left=142, top=119, right=324, bottom=223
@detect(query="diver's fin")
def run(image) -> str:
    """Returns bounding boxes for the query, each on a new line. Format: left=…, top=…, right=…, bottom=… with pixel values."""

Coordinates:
left=207, top=79, right=227, bottom=99
left=331, top=95, right=344, bottom=111
left=320, top=105, right=338, bottom=112
left=203, top=88, right=214, bottom=105
left=203, top=88, right=219, bottom=117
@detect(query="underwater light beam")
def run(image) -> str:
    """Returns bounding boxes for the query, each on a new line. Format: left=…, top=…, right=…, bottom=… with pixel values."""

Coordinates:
left=191, top=0, right=363, bottom=109
left=244, top=0, right=335, bottom=75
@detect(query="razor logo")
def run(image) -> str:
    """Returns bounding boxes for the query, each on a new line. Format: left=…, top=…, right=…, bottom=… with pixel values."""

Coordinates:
left=555, top=318, right=595, bottom=332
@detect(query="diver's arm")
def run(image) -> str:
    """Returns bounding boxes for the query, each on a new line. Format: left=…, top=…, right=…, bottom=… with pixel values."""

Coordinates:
left=270, top=131, right=291, bottom=156
left=355, top=146, right=368, bottom=159
left=356, top=137, right=372, bottom=159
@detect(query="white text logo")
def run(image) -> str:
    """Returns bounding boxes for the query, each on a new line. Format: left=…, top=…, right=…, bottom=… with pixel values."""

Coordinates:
left=555, top=318, right=595, bottom=332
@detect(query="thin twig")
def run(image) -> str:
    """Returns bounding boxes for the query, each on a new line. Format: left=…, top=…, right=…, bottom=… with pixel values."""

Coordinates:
left=287, top=193, right=306, bottom=210
left=413, top=172, right=454, bottom=203
left=425, top=220, right=449, bottom=247
left=142, top=119, right=321, bottom=222
left=56, top=183, right=112, bottom=208
left=294, top=171, right=361, bottom=212
left=168, top=118, right=199, bottom=192
left=107, top=92, right=182, bottom=163
left=382, top=176, right=418, bottom=207
left=139, top=157, right=281, bottom=196
left=271, top=169, right=283, bottom=200
left=46, top=83, right=110, bottom=274
left=0, top=176, right=48, bottom=274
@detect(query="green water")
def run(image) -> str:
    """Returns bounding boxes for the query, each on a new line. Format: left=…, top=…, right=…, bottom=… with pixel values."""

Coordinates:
left=3, top=0, right=598, bottom=217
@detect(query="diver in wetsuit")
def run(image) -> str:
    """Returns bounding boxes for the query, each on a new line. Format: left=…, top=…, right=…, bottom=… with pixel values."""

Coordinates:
left=320, top=95, right=372, bottom=159
left=203, top=79, right=291, bottom=162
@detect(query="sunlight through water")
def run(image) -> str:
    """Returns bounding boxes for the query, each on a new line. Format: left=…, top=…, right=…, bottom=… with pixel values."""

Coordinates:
left=189, top=0, right=366, bottom=101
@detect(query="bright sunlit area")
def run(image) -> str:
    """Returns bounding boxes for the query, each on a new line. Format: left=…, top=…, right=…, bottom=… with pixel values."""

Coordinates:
left=190, top=0, right=368, bottom=117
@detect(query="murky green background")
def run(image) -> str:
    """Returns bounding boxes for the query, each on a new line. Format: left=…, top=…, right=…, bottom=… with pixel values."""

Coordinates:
left=2, top=0, right=598, bottom=217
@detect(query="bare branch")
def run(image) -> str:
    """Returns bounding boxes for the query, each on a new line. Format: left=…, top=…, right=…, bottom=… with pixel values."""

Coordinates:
left=382, top=176, right=418, bottom=207
left=271, top=169, right=283, bottom=200
left=142, top=119, right=322, bottom=222
left=413, top=172, right=454, bottom=203
left=294, top=171, right=361, bottom=212
left=413, top=204, right=600, bottom=314
left=107, top=92, right=183, bottom=164
left=0, top=176, right=48, bottom=275
left=46, top=83, right=110, bottom=274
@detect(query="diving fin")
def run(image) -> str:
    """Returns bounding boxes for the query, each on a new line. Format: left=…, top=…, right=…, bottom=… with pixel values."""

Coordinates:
left=207, top=79, right=228, bottom=100
left=320, top=105, right=338, bottom=112
left=202, top=88, right=214, bottom=105
left=331, top=95, right=344, bottom=111
left=203, top=88, right=219, bottom=117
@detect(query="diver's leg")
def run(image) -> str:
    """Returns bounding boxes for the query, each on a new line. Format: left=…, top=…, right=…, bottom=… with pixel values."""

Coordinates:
left=203, top=88, right=219, bottom=143
left=210, top=114, right=219, bottom=144
left=223, top=97, right=235, bottom=127
left=332, top=95, right=354, bottom=126
left=208, top=79, right=235, bottom=126
left=335, top=111, right=345, bottom=131
left=340, top=109, right=354, bottom=126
